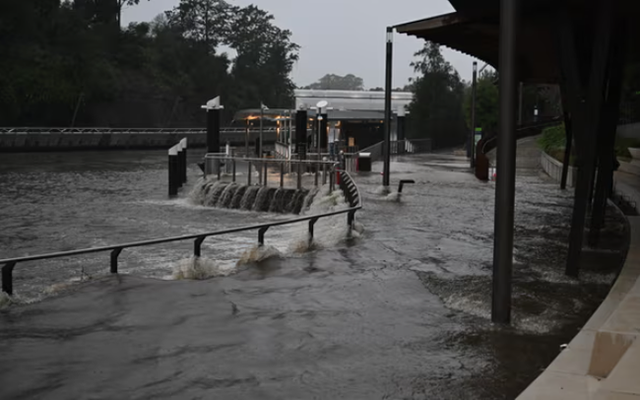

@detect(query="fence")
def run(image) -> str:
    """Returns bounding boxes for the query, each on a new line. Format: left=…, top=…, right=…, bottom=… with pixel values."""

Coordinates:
left=0, top=170, right=362, bottom=296
left=0, top=127, right=277, bottom=135
left=204, top=154, right=339, bottom=191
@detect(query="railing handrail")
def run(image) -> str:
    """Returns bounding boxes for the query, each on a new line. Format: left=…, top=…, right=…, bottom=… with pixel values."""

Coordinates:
left=204, top=154, right=338, bottom=166
left=1, top=169, right=362, bottom=295
left=0, top=127, right=278, bottom=134
left=0, top=205, right=361, bottom=266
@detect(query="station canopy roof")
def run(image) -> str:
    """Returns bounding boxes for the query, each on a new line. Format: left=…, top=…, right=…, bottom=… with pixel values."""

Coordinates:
left=394, top=0, right=640, bottom=84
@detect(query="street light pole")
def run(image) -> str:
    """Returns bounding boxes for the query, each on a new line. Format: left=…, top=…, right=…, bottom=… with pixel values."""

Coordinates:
left=259, top=104, right=264, bottom=158
left=383, top=26, right=394, bottom=187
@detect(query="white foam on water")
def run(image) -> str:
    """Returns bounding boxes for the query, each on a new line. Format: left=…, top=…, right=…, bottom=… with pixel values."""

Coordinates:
left=385, top=191, right=401, bottom=202
left=236, top=245, right=283, bottom=266
left=172, top=256, right=234, bottom=280
left=374, top=185, right=391, bottom=196
left=0, top=292, right=13, bottom=309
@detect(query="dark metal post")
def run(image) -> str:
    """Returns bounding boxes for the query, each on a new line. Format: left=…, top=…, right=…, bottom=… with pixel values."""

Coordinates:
left=492, top=0, right=519, bottom=324
left=383, top=27, right=393, bottom=187
left=110, top=248, right=122, bottom=274
left=259, top=104, right=264, bottom=159
left=320, top=113, right=328, bottom=153
left=397, top=110, right=406, bottom=154
left=590, top=26, right=626, bottom=246
left=177, top=143, right=184, bottom=188
left=470, top=61, right=478, bottom=168
left=518, top=82, right=524, bottom=125
left=168, top=146, right=178, bottom=196
left=182, top=138, right=188, bottom=183
left=566, top=0, right=614, bottom=277
left=207, top=109, right=220, bottom=154
left=296, top=109, right=308, bottom=161
left=245, top=119, right=250, bottom=157
left=559, top=82, right=573, bottom=190
left=2, top=262, right=16, bottom=296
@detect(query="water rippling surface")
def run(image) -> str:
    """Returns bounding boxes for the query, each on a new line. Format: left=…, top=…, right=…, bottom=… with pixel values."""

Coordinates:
left=0, top=150, right=626, bottom=399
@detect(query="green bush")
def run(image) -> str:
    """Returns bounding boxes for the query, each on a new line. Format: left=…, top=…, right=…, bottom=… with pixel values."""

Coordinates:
left=615, top=137, right=640, bottom=160
left=538, top=124, right=566, bottom=153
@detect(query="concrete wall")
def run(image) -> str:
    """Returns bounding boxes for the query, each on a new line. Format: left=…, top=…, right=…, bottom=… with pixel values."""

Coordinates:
left=0, top=132, right=277, bottom=152
left=540, top=151, right=577, bottom=187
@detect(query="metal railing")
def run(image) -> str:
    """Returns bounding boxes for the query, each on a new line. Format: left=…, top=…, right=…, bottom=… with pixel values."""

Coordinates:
left=0, top=169, right=362, bottom=296
left=204, top=154, right=339, bottom=191
left=0, top=127, right=277, bottom=135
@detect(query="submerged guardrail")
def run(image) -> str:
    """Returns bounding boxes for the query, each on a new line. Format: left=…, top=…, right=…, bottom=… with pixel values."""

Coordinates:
left=0, top=170, right=362, bottom=296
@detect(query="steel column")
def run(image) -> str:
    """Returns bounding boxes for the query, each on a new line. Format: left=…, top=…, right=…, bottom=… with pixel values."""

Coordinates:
left=565, top=0, right=615, bottom=277
left=491, top=0, right=519, bottom=324
left=559, top=82, right=574, bottom=190
left=383, top=27, right=393, bottom=187
left=207, top=109, right=220, bottom=154
left=589, top=25, right=627, bottom=246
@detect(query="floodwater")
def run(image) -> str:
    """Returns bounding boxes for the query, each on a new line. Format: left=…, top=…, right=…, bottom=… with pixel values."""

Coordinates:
left=0, top=150, right=627, bottom=399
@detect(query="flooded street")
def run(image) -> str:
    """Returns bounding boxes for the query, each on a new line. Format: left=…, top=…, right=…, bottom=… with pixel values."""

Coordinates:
left=0, top=150, right=626, bottom=399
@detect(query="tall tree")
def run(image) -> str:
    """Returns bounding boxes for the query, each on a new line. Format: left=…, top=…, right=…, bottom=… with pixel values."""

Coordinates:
left=407, top=42, right=467, bottom=149
left=463, top=69, right=499, bottom=134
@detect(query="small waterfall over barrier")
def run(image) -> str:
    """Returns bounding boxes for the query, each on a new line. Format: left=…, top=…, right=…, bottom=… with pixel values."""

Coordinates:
left=191, top=180, right=317, bottom=214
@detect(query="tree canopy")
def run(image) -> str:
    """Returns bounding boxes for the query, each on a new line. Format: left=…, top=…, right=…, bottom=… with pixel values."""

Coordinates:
left=0, top=0, right=299, bottom=127
left=303, top=74, right=364, bottom=91
left=407, top=42, right=467, bottom=149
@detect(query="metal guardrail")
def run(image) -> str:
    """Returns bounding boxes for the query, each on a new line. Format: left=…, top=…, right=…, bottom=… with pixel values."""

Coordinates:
left=0, top=170, right=362, bottom=296
left=204, top=154, right=339, bottom=190
left=0, top=127, right=277, bottom=135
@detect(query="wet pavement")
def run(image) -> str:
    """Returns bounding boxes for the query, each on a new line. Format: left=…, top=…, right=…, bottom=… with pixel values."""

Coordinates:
left=0, top=150, right=628, bottom=399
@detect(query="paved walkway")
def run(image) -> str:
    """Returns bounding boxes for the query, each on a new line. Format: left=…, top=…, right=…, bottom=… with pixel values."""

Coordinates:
left=518, top=171, right=640, bottom=399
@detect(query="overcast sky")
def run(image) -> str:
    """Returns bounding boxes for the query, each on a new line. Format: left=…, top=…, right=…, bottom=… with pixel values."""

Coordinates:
left=122, top=0, right=479, bottom=89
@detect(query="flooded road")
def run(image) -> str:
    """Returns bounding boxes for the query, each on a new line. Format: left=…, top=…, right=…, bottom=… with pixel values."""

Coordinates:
left=0, top=150, right=626, bottom=399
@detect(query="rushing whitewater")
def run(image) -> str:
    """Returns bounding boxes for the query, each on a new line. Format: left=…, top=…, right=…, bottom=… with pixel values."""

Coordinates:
left=189, top=178, right=316, bottom=214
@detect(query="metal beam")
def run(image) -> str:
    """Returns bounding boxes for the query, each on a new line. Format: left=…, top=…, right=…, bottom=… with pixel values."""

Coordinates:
left=491, top=0, right=519, bottom=324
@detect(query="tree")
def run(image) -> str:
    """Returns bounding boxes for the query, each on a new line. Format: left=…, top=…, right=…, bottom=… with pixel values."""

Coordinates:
left=166, top=0, right=233, bottom=54
left=305, top=74, right=364, bottom=90
left=463, top=69, right=499, bottom=134
left=407, top=42, right=467, bottom=149
left=0, top=0, right=299, bottom=127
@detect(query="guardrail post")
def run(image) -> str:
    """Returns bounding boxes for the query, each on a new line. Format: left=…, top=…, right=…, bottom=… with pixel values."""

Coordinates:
left=2, top=262, right=16, bottom=296
left=314, top=164, right=319, bottom=186
left=263, top=162, right=268, bottom=186
left=248, top=161, right=252, bottom=185
left=110, top=248, right=123, bottom=274
left=194, top=236, right=206, bottom=257
left=280, top=163, right=285, bottom=188
left=347, top=210, right=356, bottom=234
left=308, top=217, right=319, bottom=247
left=297, top=163, right=302, bottom=190
left=232, top=159, right=236, bottom=183
left=329, top=167, right=335, bottom=192
left=217, top=161, right=221, bottom=181
left=258, top=226, right=269, bottom=246
left=322, top=164, right=327, bottom=185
